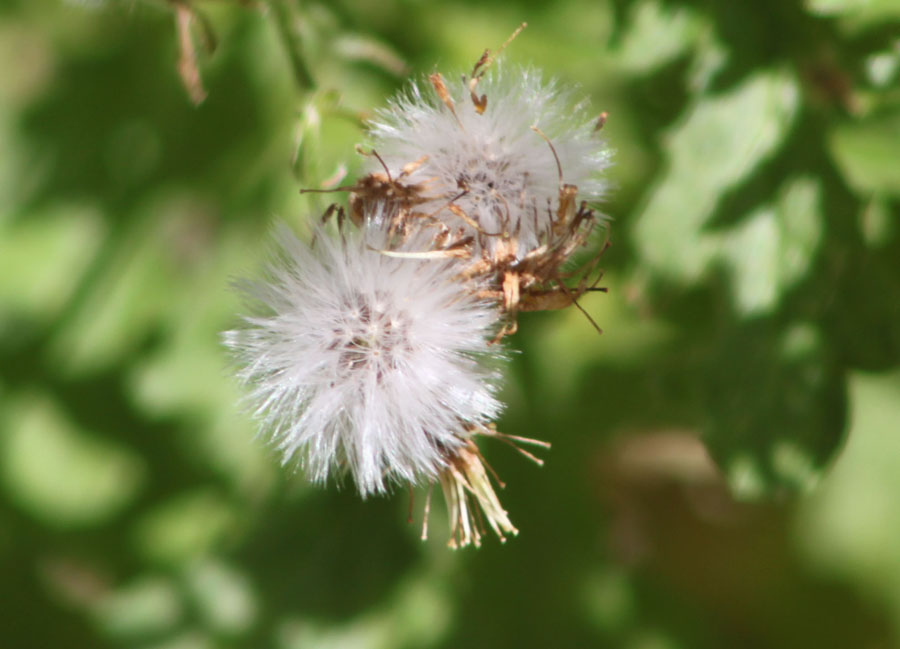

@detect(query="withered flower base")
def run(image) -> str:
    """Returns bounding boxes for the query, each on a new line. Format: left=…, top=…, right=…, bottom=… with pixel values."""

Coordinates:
left=433, top=426, right=552, bottom=549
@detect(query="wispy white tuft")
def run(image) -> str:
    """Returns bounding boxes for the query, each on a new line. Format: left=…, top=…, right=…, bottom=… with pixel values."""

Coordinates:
left=223, top=218, right=504, bottom=496
left=366, top=65, right=613, bottom=253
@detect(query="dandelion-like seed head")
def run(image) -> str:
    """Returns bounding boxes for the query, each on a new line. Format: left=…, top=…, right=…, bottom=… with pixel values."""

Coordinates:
left=224, top=214, right=504, bottom=496
left=225, top=38, right=609, bottom=545
left=366, top=65, right=613, bottom=254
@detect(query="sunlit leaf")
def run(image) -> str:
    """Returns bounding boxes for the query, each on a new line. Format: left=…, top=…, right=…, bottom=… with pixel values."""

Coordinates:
left=715, top=176, right=823, bottom=316
left=132, top=490, right=237, bottom=565
left=0, top=204, right=104, bottom=321
left=796, top=371, right=900, bottom=609
left=93, top=576, right=183, bottom=639
left=806, top=0, right=900, bottom=21
left=183, top=559, right=257, bottom=636
left=829, top=108, right=900, bottom=198
left=633, top=69, right=800, bottom=281
left=0, top=392, right=145, bottom=526
left=276, top=572, right=452, bottom=649
left=858, top=197, right=894, bottom=247
left=615, top=0, right=703, bottom=75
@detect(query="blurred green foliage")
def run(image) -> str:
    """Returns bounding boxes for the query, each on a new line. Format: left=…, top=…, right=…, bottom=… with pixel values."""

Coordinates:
left=1, top=0, right=899, bottom=647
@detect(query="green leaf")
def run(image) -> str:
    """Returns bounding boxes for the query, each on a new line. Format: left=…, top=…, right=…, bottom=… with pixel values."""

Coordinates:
left=0, top=204, right=103, bottom=322
left=93, top=577, right=183, bottom=640
left=859, top=197, right=894, bottom=247
left=715, top=176, right=823, bottom=316
left=184, top=559, right=257, bottom=636
left=865, top=50, right=900, bottom=89
left=132, top=490, right=237, bottom=565
left=703, top=321, right=846, bottom=498
left=633, top=69, right=800, bottom=281
left=829, top=108, right=900, bottom=198
left=126, top=223, right=273, bottom=490
left=277, top=572, right=453, bottom=649
left=806, top=0, right=900, bottom=20
left=827, top=233, right=900, bottom=370
left=45, top=203, right=188, bottom=375
left=615, top=0, right=704, bottom=75
left=0, top=392, right=145, bottom=527
left=796, top=371, right=900, bottom=601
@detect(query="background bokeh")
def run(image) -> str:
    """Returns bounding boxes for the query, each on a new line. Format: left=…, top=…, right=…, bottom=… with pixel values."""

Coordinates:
left=2, top=0, right=900, bottom=647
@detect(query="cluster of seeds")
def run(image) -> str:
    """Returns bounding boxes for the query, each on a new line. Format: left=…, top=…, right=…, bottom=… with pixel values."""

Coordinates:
left=225, top=31, right=613, bottom=548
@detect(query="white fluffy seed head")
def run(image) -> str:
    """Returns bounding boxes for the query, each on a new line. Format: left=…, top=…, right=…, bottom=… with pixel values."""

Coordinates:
left=366, top=65, right=613, bottom=254
left=223, top=220, right=505, bottom=496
